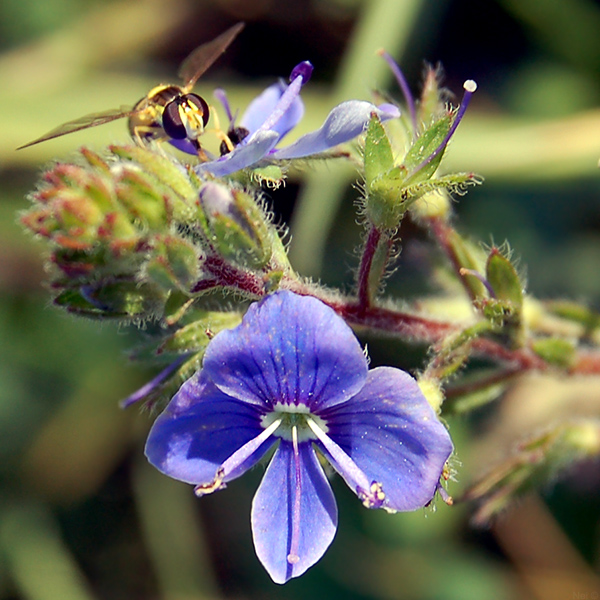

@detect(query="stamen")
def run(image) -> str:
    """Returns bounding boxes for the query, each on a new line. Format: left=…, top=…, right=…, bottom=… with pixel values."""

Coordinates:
left=195, top=469, right=225, bottom=496
left=437, top=484, right=454, bottom=506
left=215, top=418, right=282, bottom=483
left=306, top=417, right=383, bottom=507
left=287, top=425, right=302, bottom=565
left=459, top=267, right=496, bottom=298
left=289, top=61, right=313, bottom=84
left=358, top=481, right=386, bottom=509
left=407, top=79, right=477, bottom=180
left=378, top=49, right=417, bottom=135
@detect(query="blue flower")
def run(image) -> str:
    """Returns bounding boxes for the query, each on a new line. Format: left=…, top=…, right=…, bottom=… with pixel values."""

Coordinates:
left=145, top=291, right=453, bottom=583
left=190, top=62, right=400, bottom=177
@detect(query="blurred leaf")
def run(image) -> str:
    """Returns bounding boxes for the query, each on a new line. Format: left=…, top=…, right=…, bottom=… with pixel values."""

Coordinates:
left=0, top=501, right=96, bottom=600
left=133, top=459, right=221, bottom=599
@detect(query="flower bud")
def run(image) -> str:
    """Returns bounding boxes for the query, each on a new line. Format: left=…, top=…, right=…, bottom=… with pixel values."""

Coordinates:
left=199, top=182, right=273, bottom=270
left=21, top=145, right=206, bottom=319
left=144, top=236, right=202, bottom=293
left=54, top=279, right=167, bottom=318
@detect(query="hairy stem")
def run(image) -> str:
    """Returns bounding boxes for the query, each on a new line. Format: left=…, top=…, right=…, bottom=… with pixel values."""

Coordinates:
left=356, top=225, right=383, bottom=312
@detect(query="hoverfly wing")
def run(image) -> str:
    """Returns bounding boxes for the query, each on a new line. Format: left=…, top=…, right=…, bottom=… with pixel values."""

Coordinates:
left=179, top=22, right=244, bottom=91
left=17, top=106, right=135, bottom=150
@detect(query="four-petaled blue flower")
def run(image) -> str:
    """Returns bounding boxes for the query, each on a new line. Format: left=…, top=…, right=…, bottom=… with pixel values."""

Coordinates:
left=145, top=290, right=453, bottom=583
left=186, top=61, right=400, bottom=177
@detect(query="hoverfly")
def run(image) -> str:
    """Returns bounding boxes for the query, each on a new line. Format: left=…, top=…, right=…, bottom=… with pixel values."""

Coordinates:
left=18, top=22, right=244, bottom=156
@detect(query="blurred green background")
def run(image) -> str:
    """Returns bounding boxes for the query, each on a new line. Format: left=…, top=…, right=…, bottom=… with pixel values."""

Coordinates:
left=1, top=0, right=600, bottom=599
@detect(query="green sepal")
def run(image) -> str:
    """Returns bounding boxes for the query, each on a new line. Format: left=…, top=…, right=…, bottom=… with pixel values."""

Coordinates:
left=263, top=270, right=284, bottom=292
left=400, top=112, right=452, bottom=182
left=53, top=288, right=107, bottom=317
left=418, top=66, right=445, bottom=124
left=145, top=236, right=201, bottom=292
left=486, top=249, right=523, bottom=309
left=250, top=165, right=285, bottom=188
left=532, top=337, right=576, bottom=368
left=363, top=115, right=403, bottom=230
left=367, top=171, right=478, bottom=231
left=482, top=248, right=525, bottom=346
left=209, top=213, right=268, bottom=270
left=80, top=147, right=111, bottom=175
left=362, top=111, right=478, bottom=230
left=94, top=280, right=167, bottom=317
left=201, top=186, right=273, bottom=270
left=115, top=168, right=170, bottom=230
left=54, top=280, right=166, bottom=318
left=364, top=114, right=394, bottom=191
left=110, top=145, right=196, bottom=204
left=158, top=311, right=242, bottom=355
left=162, top=292, right=194, bottom=325
left=269, top=232, right=293, bottom=272
left=234, top=189, right=273, bottom=268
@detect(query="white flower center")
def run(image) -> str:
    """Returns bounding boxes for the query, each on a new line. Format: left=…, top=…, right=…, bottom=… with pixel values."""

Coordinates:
left=260, top=402, right=328, bottom=442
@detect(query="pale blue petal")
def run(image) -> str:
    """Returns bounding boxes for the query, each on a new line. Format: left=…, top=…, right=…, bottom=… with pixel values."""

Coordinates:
left=321, top=367, right=453, bottom=511
left=240, top=82, right=304, bottom=139
left=271, top=101, right=401, bottom=159
left=251, top=442, right=337, bottom=584
left=203, top=290, right=368, bottom=410
left=145, top=372, right=269, bottom=485
left=196, top=130, right=279, bottom=177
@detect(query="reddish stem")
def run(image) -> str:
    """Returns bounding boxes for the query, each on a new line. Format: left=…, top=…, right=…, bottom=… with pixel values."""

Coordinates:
left=356, top=225, right=382, bottom=312
left=429, top=216, right=479, bottom=301
left=193, top=255, right=600, bottom=376
left=283, top=282, right=550, bottom=372
left=192, top=254, right=265, bottom=296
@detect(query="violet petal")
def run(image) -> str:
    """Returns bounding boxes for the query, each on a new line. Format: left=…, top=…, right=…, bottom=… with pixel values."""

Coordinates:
left=251, top=441, right=337, bottom=583
left=202, top=291, right=368, bottom=410
left=322, top=367, right=453, bottom=511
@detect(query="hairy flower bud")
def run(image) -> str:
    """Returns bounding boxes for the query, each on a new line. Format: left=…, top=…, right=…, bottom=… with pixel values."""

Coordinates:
left=198, top=182, right=273, bottom=270
left=21, top=145, right=205, bottom=317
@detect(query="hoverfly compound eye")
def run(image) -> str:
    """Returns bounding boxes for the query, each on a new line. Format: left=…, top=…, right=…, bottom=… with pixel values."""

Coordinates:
left=162, top=100, right=187, bottom=139
left=185, top=94, right=210, bottom=127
